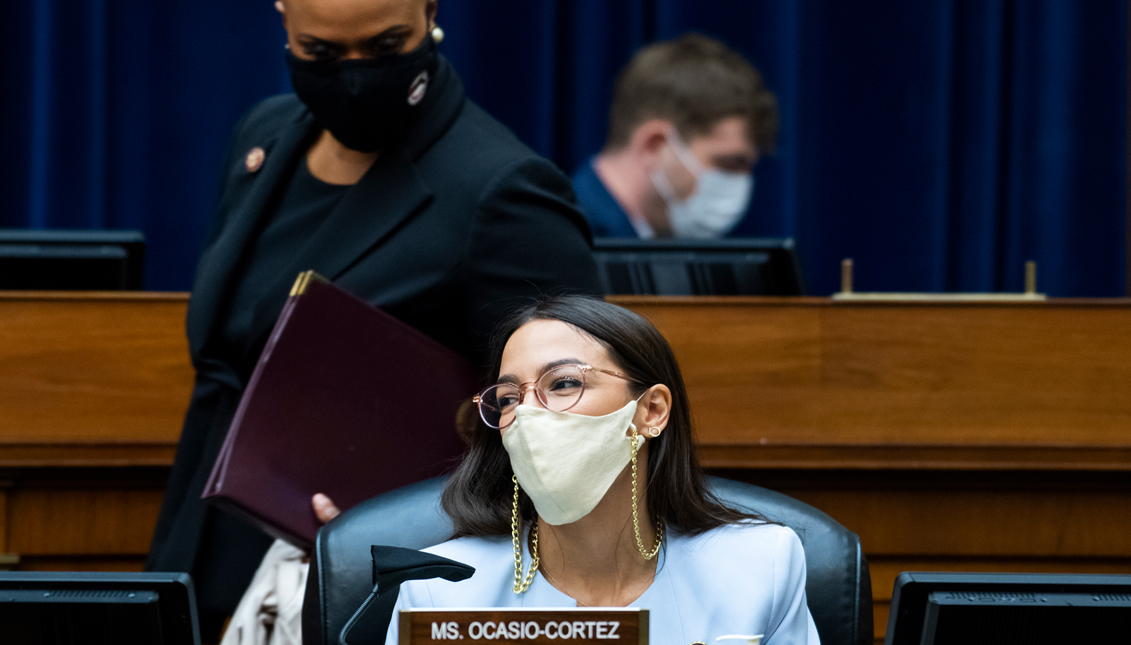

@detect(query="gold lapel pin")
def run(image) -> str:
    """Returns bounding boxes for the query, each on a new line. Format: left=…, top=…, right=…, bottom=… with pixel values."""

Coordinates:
left=245, top=146, right=266, bottom=173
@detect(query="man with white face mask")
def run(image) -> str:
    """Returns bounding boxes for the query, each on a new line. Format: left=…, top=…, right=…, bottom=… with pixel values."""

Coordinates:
left=573, top=34, right=778, bottom=239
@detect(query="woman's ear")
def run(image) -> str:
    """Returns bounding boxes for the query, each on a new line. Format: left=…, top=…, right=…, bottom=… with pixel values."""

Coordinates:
left=632, top=384, right=672, bottom=440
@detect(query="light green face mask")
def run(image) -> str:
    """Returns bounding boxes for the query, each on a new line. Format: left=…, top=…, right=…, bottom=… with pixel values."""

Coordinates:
left=501, top=399, right=640, bottom=525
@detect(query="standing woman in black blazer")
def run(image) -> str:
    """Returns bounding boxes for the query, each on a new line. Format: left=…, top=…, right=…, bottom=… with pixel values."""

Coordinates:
left=145, top=0, right=600, bottom=639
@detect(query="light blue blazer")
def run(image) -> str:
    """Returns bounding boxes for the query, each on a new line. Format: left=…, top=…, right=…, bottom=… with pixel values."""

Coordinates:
left=384, top=522, right=820, bottom=645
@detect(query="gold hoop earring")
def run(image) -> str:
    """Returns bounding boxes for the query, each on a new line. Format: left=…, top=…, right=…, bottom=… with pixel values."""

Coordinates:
left=431, top=24, right=445, bottom=43
left=511, top=474, right=539, bottom=593
left=630, top=429, right=663, bottom=560
left=648, top=426, right=661, bottom=437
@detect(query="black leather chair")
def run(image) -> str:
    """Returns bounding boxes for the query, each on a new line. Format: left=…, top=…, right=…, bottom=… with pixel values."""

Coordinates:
left=303, top=475, right=872, bottom=645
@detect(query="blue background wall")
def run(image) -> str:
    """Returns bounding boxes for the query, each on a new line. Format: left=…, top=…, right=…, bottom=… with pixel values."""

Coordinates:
left=1, top=0, right=1126, bottom=295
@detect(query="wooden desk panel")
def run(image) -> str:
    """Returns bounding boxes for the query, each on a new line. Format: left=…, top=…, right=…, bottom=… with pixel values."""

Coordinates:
left=0, top=292, right=192, bottom=465
left=737, top=468, right=1131, bottom=644
left=2, top=293, right=1130, bottom=644
left=612, top=297, right=1131, bottom=470
left=612, top=297, right=1131, bottom=643
left=4, top=293, right=1128, bottom=469
left=7, top=487, right=165, bottom=556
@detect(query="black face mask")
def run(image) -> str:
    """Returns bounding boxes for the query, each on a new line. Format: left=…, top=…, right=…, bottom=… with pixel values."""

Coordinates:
left=286, top=36, right=439, bottom=152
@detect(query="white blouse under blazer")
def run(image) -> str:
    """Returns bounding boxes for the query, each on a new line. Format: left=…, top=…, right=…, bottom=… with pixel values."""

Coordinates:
left=384, top=522, right=820, bottom=645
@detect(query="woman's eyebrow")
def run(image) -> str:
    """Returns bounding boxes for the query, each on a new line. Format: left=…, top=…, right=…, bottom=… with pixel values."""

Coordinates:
left=365, top=24, right=412, bottom=45
left=496, top=358, right=585, bottom=384
left=297, top=34, right=342, bottom=48
left=538, top=357, right=584, bottom=373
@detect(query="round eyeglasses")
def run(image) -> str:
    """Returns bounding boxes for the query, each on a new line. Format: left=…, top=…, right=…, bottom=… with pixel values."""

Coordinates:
left=473, top=363, right=643, bottom=429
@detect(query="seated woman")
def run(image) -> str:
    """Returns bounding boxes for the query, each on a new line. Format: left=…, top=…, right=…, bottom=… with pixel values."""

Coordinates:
left=384, top=296, right=819, bottom=645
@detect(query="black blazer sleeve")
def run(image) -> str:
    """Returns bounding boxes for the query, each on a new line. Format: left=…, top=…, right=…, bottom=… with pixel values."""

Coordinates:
left=461, top=156, right=602, bottom=347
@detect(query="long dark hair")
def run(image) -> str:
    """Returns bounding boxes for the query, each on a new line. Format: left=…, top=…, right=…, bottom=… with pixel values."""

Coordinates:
left=442, top=295, right=767, bottom=537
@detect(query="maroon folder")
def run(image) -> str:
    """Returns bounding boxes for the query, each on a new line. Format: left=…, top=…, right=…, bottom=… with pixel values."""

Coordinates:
left=202, top=271, right=477, bottom=549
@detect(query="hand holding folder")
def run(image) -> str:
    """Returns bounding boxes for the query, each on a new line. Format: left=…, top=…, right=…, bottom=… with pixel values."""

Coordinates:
left=203, top=271, right=478, bottom=549
left=311, top=493, right=342, bottom=523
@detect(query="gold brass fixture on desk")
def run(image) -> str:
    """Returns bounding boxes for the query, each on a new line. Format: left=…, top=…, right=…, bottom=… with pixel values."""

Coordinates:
left=832, top=258, right=1047, bottom=302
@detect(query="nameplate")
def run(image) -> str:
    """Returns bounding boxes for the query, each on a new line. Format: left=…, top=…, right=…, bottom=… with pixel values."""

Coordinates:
left=399, top=608, right=649, bottom=645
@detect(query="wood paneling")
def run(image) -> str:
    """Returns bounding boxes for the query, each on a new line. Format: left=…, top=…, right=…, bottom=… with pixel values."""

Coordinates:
left=16, top=556, right=147, bottom=572
left=0, top=292, right=182, bottom=593
left=3, top=293, right=1131, bottom=644
left=719, top=467, right=1131, bottom=642
left=786, top=487, right=1131, bottom=557
left=0, top=291, right=192, bottom=460
left=6, top=487, right=165, bottom=555
left=5, top=293, right=1129, bottom=469
left=613, top=297, right=1131, bottom=469
left=612, top=297, right=1131, bottom=643
left=0, top=488, right=7, bottom=552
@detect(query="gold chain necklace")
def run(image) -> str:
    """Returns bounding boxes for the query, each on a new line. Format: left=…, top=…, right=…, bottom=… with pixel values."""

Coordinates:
left=511, top=475, right=540, bottom=593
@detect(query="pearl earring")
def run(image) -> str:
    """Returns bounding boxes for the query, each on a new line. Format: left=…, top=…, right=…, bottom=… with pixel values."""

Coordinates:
left=648, top=426, right=661, bottom=437
left=431, top=24, right=445, bottom=43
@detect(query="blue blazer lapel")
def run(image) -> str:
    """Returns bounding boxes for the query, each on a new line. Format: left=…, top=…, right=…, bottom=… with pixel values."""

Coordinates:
left=186, top=115, right=318, bottom=360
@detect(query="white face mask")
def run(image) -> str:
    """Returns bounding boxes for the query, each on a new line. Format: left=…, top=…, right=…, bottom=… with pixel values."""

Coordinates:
left=650, top=132, right=754, bottom=239
left=501, top=400, right=639, bottom=526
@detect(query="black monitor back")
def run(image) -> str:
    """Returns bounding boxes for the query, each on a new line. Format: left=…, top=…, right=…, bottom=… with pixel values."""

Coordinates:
left=592, top=237, right=805, bottom=296
left=886, top=572, right=1131, bottom=645
left=0, top=572, right=199, bottom=645
left=0, top=229, right=145, bottom=290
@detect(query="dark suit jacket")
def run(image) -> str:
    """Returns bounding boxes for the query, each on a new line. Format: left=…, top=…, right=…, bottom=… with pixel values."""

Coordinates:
left=146, top=56, right=600, bottom=633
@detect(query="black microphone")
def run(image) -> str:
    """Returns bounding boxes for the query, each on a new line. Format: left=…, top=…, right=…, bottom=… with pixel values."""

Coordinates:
left=339, top=545, right=475, bottom=645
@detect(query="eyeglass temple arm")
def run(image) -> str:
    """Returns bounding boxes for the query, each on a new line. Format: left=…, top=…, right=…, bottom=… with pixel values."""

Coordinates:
left=583, top=365, right=646, bottom=386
